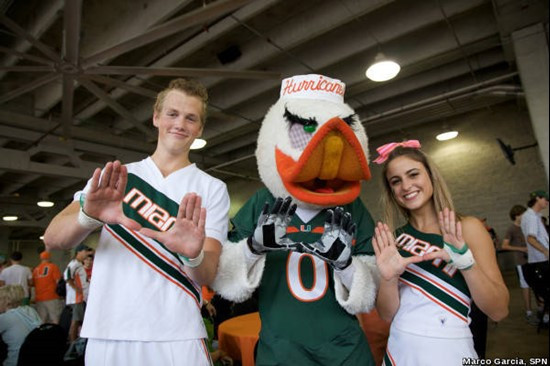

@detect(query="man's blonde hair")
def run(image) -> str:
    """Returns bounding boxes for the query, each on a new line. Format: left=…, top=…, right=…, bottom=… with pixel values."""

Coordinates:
left=154, top=78, right=209, bottom=124
left=0, top=285, right=25, bottom=311
left=380, top=146, right=457, bottom=231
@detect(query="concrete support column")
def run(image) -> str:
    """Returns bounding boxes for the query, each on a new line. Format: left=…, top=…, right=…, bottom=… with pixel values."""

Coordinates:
left=512, top=23, right=549, bottom=184
left=0, top=227, right=11, bottom=260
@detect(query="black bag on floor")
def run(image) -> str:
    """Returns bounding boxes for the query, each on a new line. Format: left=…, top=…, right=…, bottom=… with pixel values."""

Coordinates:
left=56, top=278, right=66, bottom=297
left=59, top=305, right=73, bottom=337
left=17, top=323, right=68, bottom=366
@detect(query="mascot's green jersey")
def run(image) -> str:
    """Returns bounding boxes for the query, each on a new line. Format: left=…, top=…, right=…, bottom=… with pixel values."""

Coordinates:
left=229, top=188, right=375, bottom=365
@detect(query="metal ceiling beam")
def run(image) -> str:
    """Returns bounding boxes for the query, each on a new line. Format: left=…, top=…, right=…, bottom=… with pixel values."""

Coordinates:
left=0, top=220, right=48, bottom=229
left=61, top=75, right=75, bottom=138
left=82, top=0, right=255, bottom=68
left=33, top=0, right=194, bottom=118
left=0, top=0, right=63, bottom=79
left=0, top=73, right=60, bottom=104
left=0, top=13, right=62, bottom=63
left=0, top=66, right=55, bottom=72
left=203, top=50, right=509, bottom=155
left=76, top=0, right=281, bottom=124
left=81, top=75, right=158, bottom=99
left=86, top=66, right=281, bottom=80
left=200, top=1, right=496, bottom=147
left=58, top=0, right=82, bottom=139
left=359, top=73, right=519, bottom=124
left=79, top=79, right=156, bottom=138
left=0, top=125, right=142, bottom=161
left=63, top=0, right=82, bottom=65
left=0, top=147, right=98, bottom=179
left=0, top=154, right=75, bottom=195
left=0, top=46, right=53, bottom=65
left=107, top=0, right=384, bottom=132
left=0, top=109, right=155, bottom=152
left=350, top=42, right=505, bottom=106
left=0, top=174, right=40, bottom=196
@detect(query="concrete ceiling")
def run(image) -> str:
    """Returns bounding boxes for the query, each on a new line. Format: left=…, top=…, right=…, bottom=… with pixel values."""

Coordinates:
left=0, top=0, right=548, bottom=240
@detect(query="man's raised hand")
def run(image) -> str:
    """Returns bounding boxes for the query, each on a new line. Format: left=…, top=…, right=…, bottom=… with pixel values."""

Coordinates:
left=83, top=161, right=141, bottom=231
left=139, top=193, right=207, bottom=259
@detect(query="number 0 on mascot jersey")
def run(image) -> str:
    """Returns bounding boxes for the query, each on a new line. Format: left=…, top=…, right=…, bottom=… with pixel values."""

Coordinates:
left=212, top=74, right=380, bottom=365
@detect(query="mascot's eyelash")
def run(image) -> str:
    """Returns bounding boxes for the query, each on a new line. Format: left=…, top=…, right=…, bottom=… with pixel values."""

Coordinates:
left=284, top=107, right=317, bottom=127
left=342, top=114, right=356, bottom=126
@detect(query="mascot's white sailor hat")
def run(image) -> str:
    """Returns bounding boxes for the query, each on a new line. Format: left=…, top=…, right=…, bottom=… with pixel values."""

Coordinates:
left=256, top=73, right=371, bottom=208
left=279, top=74, right=345, bottom=104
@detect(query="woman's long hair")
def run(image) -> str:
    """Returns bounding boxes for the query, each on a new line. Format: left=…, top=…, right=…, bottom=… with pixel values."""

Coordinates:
left=380, top=146, right=456, bottom=231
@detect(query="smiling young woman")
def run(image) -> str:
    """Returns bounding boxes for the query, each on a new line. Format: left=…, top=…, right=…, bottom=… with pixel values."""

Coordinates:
left=371, top=140, right=509, bottom=366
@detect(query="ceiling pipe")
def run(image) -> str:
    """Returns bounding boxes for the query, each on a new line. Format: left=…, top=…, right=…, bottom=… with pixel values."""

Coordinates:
left=361, top=72, right=519, bottom=124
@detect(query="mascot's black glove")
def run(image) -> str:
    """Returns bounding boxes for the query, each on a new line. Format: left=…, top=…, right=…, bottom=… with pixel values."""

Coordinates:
left=300, top=207, right=355, bottom=270
left=247, top=196, right=298, bottom=255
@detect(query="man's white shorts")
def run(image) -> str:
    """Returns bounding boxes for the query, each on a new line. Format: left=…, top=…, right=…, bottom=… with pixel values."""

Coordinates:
left=85, top=338, right=212, bottom=366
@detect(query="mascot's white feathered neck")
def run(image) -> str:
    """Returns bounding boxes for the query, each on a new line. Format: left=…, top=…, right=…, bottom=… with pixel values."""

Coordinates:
left=256, top=74, right=371, bottom=209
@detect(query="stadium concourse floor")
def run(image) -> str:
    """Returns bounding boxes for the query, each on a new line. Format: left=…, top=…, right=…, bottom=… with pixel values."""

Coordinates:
left=486, top=268, right=549, bottom=362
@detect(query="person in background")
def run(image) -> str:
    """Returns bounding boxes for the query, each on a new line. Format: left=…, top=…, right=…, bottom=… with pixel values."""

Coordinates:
left=521, top=191, right=549, bottom=262
left=371, top=140, right=509, bottom=365
left=520, top=190, right=549, bottom=325
left=501, top=205, right=535, bottom=324
left=0, top=252, right=32, bottom=305
left=541, top=216, right=549, bottom=235
left=0, top=285, right=42, bottom=366
left=481, top=218, right=499, bottom=248
left=63, top=244, right=91, bottom=342
left=31, top=251, right=63, bottom=324
left=43, top=78, right=230, bottom=366
left=83, top=254, right=94, bottom=283
left=0, top=256, right=8, bottom=275
left=201, top=286, right=233, bottom=366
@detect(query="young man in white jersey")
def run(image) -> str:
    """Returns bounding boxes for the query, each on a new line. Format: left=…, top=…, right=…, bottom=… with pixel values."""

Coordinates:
left=520, top=190, right=549, bottom=325
left=64, top=243, right=92, bottom=342
left=44, top=78, right=230, bottom=366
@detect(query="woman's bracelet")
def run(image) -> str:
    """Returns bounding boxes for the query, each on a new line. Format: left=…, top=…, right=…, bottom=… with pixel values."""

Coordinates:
left=443, top=242, right=475, bottom=270
left=178, top=249, right=205, bottom=268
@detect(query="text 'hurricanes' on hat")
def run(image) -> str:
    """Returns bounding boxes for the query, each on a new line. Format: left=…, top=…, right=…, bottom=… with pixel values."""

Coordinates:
left=530, top=190, right=549, bottom=200
left=74, top=243, right=92, bottom=253
left=279, top=74, right=345, bottom=104
left=39, top=251, right=51, bottom=260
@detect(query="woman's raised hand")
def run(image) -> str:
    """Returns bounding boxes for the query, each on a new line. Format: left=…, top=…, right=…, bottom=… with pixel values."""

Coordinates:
left=423, top=208, right=466, bottom=262
left=373, top=222, right=422, bottom=281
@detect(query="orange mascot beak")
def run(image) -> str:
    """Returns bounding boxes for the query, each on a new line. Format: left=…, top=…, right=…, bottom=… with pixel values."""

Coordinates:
left=275, top=117, right=371, bottom=206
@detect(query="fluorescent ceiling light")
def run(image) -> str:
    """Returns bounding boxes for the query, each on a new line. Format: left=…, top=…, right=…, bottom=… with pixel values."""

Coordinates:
left=37, top=200, right=55, bottom=207
left=191, top=138, right=207, bottom=150
left=366, top=53, right=400, bottom=82
left=436, top=131, right=459, bottom=141
left=2, top=216, right=18, bottom=221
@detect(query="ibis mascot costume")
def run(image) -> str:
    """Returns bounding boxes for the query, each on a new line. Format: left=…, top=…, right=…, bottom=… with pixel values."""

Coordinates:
left=212, top=74, right=380, bottom=365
